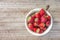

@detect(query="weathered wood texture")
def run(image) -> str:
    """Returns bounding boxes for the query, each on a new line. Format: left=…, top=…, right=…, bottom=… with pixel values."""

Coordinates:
left=0, top=0, right=60, bottom=40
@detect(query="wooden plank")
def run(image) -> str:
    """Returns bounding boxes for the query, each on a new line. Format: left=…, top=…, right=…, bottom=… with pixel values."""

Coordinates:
left=0, top=0, right=60, bottom=40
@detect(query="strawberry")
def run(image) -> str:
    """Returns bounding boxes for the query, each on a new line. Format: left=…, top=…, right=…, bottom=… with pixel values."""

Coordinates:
left=39, top=29, right=43, bottom=33
left=40, top=26, right=44, bottom=29
left=35, top=12, right=40, bottom=18
left=36, top=28, right=40, bottom=33
left=28, top=23, right=34, bottom=30
left=46, top=15, right=51, bottom=20
left=34, top=22, right=38, bottom=26
left=39, top=23, right=45, bottom=29
left=31, top=14, right=36, bottom=19
left=41, top=15, right=47, bottom=23
left=33, top=28, right=37, bottom=32
left=39, top=9, right=46, bottom=16
left=43, top=27, right=46, bottom=31
left=27, top=16, right=34, bottom=23
left=35, top=18, right=41, bottom=24
left=46, top=21, right=50, bottom=27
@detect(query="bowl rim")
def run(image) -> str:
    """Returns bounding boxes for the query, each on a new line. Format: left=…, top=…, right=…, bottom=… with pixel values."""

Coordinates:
left=25, top=8, right=53, bottom=36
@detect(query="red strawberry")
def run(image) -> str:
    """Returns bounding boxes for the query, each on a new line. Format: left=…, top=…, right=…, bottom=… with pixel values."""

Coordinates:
left=35, top=18, right=41, bottom=24
left=46, top=21, right=50, bottom=27
left=41, top=15, right=47, bottom=23
left=28, top=23, right=34, bottom=30
left=40, top=26, right=44, bottom=29
left=33, top=28, right=37, bottom=32
left=39, top=9, right=46, bottom=16
left=35, top=12, right=40, bottom=18
left=34, top=22, right=38, bottom=26
left=31, top=14, right=36, bottom=19
left=27, top=16, right=34, bottom=23
left=39, top=23, right=45, bottom=29
left=39, top=29, right=43, bottom=33
left=36, top=28, right=40, bottom=33
left=46, top=15, right=51, bottom=20
left=43, top=27, right=46, bottom=31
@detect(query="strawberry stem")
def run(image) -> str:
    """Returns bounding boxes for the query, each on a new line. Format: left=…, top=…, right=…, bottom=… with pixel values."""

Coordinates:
left=46, top=5, right=50, bottom=10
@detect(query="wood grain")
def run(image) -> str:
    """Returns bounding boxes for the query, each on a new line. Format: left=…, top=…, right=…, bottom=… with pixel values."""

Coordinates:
left=0, top=0, right=60, bottom=40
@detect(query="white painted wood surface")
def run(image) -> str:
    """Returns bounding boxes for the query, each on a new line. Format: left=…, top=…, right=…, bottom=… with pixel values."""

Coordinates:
left=0, top=0, right=60, bottom=40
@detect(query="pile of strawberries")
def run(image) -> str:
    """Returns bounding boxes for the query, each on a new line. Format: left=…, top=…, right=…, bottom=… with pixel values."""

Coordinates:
left=27, top=9, right=51, bottom=34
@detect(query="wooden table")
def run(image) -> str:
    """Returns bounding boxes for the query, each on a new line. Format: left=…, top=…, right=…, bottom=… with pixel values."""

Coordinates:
left=0, top=0, right=60, bottom=40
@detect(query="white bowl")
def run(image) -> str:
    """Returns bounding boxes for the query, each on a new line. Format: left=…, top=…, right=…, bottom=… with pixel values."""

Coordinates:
left=25, top=8, right=53, bottom=36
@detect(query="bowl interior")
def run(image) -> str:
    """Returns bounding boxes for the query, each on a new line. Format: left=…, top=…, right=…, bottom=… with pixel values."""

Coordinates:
left=25, top=8, right=53, bottom=36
